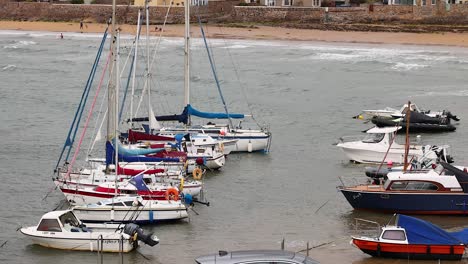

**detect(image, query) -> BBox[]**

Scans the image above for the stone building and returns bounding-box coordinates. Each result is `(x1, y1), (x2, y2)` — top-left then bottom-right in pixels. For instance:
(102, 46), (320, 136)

(248, 0), (321, 7)
(134, 0), (207, 6)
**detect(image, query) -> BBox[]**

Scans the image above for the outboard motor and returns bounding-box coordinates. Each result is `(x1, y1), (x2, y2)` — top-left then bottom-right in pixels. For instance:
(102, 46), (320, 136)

(446, 111), (460, 122)
(123, 223), (159, 247)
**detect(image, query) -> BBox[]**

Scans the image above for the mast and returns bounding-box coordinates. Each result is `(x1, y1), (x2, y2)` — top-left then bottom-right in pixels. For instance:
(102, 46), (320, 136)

(114, 30), (120, 197)
(184, 0), (191, 125)
(106, 0), (117, 172)
(403, 100), (411, 172)
(130, 9), (142, 129)
(145, 1), (152, 130)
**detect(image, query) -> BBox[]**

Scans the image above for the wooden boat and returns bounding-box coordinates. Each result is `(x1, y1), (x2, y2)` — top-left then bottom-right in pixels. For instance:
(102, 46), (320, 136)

(352, 214), (468, 260)
(338, 162), (468, 215)
(20, 210), (158, 252)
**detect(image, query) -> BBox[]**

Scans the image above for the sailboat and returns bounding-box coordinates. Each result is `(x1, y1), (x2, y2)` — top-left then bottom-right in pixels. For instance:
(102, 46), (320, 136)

(129, 1), (272, 153)
(21, 2), (159, 252)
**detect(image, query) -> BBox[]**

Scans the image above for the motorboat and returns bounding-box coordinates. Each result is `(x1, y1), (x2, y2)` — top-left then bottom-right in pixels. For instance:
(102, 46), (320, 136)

(352, 214), (468, 260)
(364, 144), (454, 180)
(358, 103), (459, 121)
(338, 162), (468, 214)
(73, 196), (189, 224)
(336, 126), (448, 164)
(20, 210), (158, 252)
(371, 111), (456, 133)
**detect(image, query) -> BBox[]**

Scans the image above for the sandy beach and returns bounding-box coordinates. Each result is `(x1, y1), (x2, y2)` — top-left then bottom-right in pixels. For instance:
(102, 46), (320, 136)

(1, 20), (468, 47)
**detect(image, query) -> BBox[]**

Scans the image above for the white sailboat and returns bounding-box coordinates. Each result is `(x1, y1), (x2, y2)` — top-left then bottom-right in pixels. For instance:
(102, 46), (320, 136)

(129, 0), (271, 153)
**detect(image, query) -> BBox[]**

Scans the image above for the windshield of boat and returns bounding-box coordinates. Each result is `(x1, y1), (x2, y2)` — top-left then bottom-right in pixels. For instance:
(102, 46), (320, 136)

(362, 133), (385, 143)
(59, 211), (80, 227)
(381, 229), (406, 241)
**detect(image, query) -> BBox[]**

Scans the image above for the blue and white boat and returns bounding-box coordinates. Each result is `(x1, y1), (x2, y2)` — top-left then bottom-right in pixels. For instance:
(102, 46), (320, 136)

(339, 162), (468, 215)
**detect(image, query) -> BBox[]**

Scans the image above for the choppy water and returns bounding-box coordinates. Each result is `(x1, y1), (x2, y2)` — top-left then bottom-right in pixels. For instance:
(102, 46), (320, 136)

(1, 30), (468, 264)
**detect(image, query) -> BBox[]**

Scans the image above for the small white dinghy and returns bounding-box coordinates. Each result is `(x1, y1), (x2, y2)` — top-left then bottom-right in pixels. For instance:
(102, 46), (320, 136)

(73, 196), (189, 224)
(20, 210), (159, 252)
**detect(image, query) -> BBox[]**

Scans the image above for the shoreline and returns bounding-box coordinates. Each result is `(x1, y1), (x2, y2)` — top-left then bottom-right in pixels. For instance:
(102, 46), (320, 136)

(1, 21), (468, 47)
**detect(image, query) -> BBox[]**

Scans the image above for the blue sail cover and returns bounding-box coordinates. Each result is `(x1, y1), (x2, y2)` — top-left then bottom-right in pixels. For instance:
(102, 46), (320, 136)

(115, 140), (164, 156)
(186, 104), (244, 120)
(397, 214), (466, 245)
(105, 141), (180, 165)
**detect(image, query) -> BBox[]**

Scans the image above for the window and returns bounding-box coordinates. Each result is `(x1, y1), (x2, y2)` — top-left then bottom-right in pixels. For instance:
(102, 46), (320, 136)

(197, 149), (205, 154)
(389, 181), (408, 190)
(389, 181), (438, 191)
(362, 133), (385, 143)
(124, 201), (136, 206)
(283, 0), (293, 5)
(109, 202), (125, 206)
(382, 230), (406, 241)
(37, 219), (62, 232)
(431, 0), (435, 4)
(422, 0), (427, 4)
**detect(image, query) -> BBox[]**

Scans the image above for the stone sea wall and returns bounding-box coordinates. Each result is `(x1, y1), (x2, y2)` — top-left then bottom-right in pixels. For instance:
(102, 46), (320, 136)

(0, 1), (467, 25)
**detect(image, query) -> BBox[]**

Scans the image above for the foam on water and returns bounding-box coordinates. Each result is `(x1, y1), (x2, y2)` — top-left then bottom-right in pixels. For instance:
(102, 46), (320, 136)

(1, 64), (16, 71)
(391, 62), (429, 71)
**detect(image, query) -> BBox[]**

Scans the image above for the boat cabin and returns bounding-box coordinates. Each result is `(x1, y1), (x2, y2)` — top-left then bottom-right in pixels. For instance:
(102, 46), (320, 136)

(36, 210), (87, 233)
(379, 226), (408, 244)
(383, 170), (464, 192)
(362, 126), (400, 145)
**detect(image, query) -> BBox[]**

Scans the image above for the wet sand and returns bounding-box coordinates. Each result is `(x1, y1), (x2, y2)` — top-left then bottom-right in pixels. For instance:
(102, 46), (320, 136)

(1, 21), (468, 47)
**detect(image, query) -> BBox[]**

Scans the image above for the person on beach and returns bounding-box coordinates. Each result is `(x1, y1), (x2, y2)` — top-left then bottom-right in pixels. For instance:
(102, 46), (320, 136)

(60, 33), (63, 39)
(80, 21), (83, 30)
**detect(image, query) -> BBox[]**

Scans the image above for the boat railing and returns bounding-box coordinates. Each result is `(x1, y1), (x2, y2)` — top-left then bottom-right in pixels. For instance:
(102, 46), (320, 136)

(338, 176), (373, 188)
(352, 218), (381, 238)
(336, 135), (363, 144)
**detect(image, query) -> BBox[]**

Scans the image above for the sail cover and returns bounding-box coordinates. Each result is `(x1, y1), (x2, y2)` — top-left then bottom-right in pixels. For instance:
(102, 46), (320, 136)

(105, 142), (180, 165)
(186, 104), (244, 120)
(132, 104), (244, 124)
(397, 214), (467, 245)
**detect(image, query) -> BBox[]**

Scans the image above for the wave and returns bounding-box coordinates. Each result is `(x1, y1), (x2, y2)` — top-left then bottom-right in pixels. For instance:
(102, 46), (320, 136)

(391, 62), (428, 71)
(3, 40), (37, 49)
(1, 65), (16, 71)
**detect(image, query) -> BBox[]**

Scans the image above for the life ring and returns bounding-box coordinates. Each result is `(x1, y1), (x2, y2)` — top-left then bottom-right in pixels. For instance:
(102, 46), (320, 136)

(192, 167), (203, 180)
(165, 188), (179, 201)
(218, 142), (225, 153)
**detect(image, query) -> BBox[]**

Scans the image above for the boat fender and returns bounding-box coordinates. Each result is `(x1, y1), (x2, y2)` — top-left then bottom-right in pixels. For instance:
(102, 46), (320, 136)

(426, 245), (431, 255)
(218, 142), (224, 153)
(183, 193), (193, 206)
(376, 244), (381, 257)
(179, 177), (184, 192)
(450, 245), (454, 255)
(133, 233), (138, 242)
(193, 167), (203, 180)
(165, 188), (179, 201)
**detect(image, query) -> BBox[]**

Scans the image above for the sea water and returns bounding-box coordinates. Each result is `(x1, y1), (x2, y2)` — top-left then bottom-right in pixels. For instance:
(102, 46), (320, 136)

(1, 30), (468, 263)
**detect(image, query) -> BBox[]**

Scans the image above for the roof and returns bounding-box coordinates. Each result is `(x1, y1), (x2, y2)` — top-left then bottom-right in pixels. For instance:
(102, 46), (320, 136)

(41, 210), (73, 219)
(195, 250), (319, 264)
(366, 126), (401, 134)
(386, 170), (462, 189)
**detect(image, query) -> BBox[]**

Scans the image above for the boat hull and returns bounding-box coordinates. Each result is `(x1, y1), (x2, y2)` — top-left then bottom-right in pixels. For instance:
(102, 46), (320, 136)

(337, 145), (421, 164)
(20, 227), (135, 252)
(339, 188), (468, 214)
(353, 238), (464, 260)
(73, 207), (188, 224)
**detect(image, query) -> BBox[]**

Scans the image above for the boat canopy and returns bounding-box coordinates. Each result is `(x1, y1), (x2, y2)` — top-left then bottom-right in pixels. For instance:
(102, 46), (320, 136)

(366, 126), (401, 134)
(397, 214), (468, 245)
